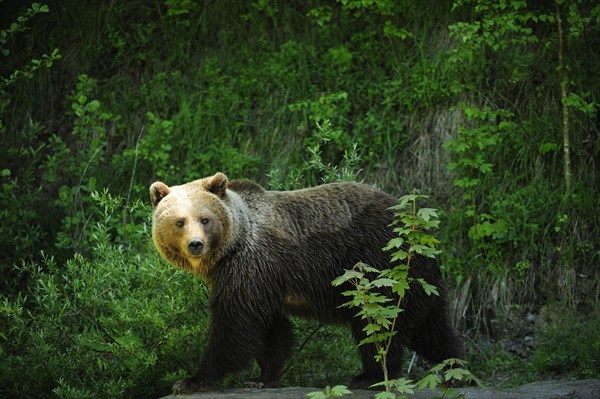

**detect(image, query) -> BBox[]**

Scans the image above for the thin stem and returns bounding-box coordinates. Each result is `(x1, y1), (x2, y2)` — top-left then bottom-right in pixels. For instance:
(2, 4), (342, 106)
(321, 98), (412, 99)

(556, 2), (572, 192)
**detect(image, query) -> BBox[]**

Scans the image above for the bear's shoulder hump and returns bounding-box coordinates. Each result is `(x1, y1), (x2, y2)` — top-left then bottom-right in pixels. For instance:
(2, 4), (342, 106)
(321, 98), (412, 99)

(228, 179), (266, 194)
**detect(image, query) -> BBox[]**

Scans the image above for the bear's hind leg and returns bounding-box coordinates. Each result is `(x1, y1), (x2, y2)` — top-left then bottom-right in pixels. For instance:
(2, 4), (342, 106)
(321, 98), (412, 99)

(410, 306), (465, 364)
(251, 315), (294, 388)
(349, 323), (406, 389)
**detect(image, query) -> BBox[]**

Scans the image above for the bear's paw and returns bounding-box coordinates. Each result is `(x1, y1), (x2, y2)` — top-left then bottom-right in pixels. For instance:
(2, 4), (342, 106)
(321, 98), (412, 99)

(172, 378), (211, 394)
(244, 380), (266, 389)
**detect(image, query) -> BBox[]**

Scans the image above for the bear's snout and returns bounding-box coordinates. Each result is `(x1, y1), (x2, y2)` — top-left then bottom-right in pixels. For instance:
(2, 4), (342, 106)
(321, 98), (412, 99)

(188, 238), (204, 255)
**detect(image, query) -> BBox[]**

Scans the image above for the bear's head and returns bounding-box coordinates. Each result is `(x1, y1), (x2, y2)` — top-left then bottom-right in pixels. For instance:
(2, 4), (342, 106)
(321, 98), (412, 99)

(149, 172), (232, 280)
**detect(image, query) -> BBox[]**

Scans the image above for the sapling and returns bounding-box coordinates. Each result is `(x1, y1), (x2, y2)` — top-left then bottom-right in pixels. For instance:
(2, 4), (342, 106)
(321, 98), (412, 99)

(333, 192), (478, 398)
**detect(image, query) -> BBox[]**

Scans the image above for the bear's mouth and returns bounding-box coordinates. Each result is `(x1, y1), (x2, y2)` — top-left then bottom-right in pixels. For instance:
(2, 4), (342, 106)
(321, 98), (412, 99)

(186, 254), (203, 268)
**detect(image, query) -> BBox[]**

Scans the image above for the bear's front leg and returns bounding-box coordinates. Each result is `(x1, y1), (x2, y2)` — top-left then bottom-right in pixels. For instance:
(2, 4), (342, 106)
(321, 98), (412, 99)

(173, 312), (265, 393)
(251, 315), (294, 388)
(171, 359), (222, 394)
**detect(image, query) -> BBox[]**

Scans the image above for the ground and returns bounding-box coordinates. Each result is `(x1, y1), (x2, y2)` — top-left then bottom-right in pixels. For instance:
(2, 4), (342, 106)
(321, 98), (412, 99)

(159, 379), (600, 399)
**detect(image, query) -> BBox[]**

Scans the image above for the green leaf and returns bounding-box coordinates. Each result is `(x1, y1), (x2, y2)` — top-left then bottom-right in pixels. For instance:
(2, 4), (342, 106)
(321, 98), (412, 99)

(539, 142), (557, 154)
(359, 334), (388, 346)
(330, 385), (352, 396)
(419, 247), (441, 259)
(362, 301), (387, 316)
(387, 269), (408, 283)
(377, 306), (402, 319)
(368, 294), (392, 305)
(442, 358), (466, 368)
(339, 289), (360, 298)
(86, 100), (101, 112)
(392, 280), (410, 297)
(372, 377), (416, 394)
(419, 234), (440, 247)
(382, 237), (404, 251)
(373, 392), (396, 399)
(390, 250), (408, 262)
(417, 207), (438, 222)
(423, 282), (439, 296)
(363, 323), (382, 335)
(392, 379), (416, 394)
(372, 278), (397, 288)
(356, 263), (382, 274)
(332, 270), (362, 286)
(306, 391), (327, 399)
(391, 263), (409, 273)
(416, 373), (442, 389)
(444, 367), (472, 381)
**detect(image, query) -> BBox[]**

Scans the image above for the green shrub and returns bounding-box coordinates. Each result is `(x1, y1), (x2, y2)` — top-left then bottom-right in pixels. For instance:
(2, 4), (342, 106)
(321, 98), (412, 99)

(0, 183), (365, 398)
(268, 120), (362, 190)
(0, 2), (61, 282)
(0, 205), (210, 398)
(533, 313), (600, 379)
(466, 339), (536, 388)
(50, 74), (120, 252)
(281, 320), (361, 388)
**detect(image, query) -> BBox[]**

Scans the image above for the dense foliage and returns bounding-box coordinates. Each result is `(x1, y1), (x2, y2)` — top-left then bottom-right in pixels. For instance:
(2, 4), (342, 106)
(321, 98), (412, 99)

(1, 0), (599, 397)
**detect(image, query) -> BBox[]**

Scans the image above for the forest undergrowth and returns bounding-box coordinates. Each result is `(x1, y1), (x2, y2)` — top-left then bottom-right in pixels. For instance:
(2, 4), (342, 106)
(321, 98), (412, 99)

(1, 1), (599, 397)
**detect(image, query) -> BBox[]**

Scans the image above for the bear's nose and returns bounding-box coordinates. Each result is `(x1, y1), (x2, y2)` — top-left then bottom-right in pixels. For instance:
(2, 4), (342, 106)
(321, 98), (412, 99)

(188, 238), (204, 255)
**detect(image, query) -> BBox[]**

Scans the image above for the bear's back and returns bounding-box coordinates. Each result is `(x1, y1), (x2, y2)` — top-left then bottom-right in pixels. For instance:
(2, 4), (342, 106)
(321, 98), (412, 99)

(230, 181), (396, 240)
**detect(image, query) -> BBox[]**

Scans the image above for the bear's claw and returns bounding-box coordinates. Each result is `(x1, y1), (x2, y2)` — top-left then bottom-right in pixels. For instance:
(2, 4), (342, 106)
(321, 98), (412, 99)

(244, 380), (266, 389)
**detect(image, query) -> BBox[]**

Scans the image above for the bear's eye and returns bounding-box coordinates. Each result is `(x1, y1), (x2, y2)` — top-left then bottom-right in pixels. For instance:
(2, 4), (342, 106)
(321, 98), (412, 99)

(176, 219), (185, 228)
(200, 218), (209, 225)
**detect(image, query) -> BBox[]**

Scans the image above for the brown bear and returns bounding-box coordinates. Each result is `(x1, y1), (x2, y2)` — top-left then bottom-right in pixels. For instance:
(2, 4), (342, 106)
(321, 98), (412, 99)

(149, 172), (464, 394)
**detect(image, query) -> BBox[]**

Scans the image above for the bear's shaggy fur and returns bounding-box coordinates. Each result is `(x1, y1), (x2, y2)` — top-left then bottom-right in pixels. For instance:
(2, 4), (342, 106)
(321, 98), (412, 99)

(150, 172), (464, 394)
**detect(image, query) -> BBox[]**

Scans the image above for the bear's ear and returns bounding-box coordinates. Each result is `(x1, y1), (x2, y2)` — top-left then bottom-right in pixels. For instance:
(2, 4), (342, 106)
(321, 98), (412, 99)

(206, 172), (228, 197)
(149, 182), (170, 208)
